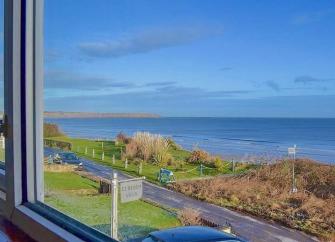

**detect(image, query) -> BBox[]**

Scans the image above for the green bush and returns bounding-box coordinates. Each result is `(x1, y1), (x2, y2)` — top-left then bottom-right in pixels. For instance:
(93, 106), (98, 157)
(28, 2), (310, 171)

(213, 156), (223, 169)
(174, 160), (186, 171)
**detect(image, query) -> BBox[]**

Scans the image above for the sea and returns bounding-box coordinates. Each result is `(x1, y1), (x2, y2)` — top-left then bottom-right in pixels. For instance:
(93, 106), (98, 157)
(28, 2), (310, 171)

(45, 117), (335, 164)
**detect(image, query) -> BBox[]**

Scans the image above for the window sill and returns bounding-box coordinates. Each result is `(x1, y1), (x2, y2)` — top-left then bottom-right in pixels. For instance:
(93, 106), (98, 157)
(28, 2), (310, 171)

(0, 214), (35, 241)
(22, 202), (117, 242)
(10, 205), (84, 242)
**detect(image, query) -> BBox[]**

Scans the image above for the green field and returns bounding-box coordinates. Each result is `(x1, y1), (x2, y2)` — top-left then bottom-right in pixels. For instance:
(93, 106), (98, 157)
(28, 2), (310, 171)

(0, 148), (4, 168)
(45, 171), (180, 241)
(0, 148), (4, 162)
(45, 136), (245, 184)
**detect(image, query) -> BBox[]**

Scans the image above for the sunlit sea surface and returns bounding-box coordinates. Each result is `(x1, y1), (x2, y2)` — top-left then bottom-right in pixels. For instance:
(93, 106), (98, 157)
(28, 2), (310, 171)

(46, 117), (335, 164)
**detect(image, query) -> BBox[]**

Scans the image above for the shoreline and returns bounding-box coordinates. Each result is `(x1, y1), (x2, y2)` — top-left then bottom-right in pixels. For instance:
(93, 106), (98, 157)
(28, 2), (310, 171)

(65, 134), (335, 166)
(44, 118), (335, 164)
(44, 111), (160, 119)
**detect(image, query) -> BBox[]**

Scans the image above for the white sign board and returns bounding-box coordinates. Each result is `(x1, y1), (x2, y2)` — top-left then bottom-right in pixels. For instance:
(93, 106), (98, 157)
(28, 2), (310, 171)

(120, 180), (143, 203)
(288, 147), (296, 155)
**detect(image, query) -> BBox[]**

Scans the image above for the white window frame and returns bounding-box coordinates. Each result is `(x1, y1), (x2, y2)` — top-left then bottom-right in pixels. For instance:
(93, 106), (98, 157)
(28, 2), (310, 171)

(1, 1), (117, 241)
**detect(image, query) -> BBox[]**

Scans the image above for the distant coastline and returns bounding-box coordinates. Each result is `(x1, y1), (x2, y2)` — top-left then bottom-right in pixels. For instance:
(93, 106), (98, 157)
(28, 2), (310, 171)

(44, 111), (160, 119)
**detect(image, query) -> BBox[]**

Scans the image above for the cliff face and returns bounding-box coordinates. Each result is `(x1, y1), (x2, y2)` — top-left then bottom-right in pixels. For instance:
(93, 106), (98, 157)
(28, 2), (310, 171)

(44, 111), (160, 119)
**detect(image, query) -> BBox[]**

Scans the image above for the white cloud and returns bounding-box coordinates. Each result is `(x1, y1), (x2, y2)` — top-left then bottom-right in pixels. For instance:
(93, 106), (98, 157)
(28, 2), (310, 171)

(292, 9), (335, 25)
(294, 75), (334, 85)
(44, 69), (134, 90)
(78, 25), (223, 58)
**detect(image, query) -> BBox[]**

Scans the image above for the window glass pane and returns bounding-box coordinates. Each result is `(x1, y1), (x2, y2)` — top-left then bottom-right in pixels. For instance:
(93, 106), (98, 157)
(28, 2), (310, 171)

(0, 0), (4, 166)
(41, 1), (335, 241)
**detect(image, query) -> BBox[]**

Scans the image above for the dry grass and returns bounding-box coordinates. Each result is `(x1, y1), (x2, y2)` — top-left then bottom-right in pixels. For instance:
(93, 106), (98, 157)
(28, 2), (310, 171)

(187, 149), (229, 170)
(171, 159), (335, 240)
(178, 208), (203, 226)
(44, 123), (64, 137)
(116, 132), (132, 144)
(44, 163), (77, 172)
(187, 149), (211, 164)
(125, 132), (171, 165)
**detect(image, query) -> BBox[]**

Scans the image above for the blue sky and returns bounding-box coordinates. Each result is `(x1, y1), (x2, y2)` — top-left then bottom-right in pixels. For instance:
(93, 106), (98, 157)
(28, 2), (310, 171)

(34, 1), (335, 116)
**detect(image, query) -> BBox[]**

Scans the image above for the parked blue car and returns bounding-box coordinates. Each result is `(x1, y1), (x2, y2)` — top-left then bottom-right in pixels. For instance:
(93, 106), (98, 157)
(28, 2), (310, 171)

(142, 226), (247, 242)
(53, 152), (82, 166)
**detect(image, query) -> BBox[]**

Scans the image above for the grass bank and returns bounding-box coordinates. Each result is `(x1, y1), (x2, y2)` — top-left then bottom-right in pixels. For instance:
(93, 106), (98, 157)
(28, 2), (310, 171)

(45, 171), (180, 241)
(0, 148), (4, 162)
(171, 159), (335, 240)
(46, 136), (253, 184)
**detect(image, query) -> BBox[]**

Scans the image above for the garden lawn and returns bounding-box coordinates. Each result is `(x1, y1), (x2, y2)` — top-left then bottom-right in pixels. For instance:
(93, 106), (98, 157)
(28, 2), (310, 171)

(46, 136), (241, 184)
(44, 171), (180, 241)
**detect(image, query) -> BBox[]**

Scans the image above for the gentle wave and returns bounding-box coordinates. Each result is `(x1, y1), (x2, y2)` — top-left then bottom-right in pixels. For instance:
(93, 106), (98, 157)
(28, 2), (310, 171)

(46, 117), (335, 163)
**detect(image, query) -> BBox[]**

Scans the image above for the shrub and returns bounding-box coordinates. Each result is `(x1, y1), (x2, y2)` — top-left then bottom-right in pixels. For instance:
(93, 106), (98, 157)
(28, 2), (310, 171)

(172, 159), (335, 240)
(43, 123), (64, 138)
(166, 137), (182, 150)
(44, 139), (72, 150)
(213, 156), (224, 169)
(187, 149), (210, 164)
(174, 160), (186, 170)
(132, 158), (143, 166)
(132, 132), (154, 161)
(152, 136), (171, 165)
(230, 195), (240, 205)
(178, 208), (203, 226)
(116, 132), (131, 144)
(155, 152), (174, 167)
(126, 132), (171, 164)
(211, 157), (231, 172)
(125, 141), (138, 159)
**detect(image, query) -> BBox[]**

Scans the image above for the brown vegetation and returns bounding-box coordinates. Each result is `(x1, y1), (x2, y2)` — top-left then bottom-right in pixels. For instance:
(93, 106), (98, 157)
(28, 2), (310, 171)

(44, 123), (64, 137)
(125, 132), (173, 166)
(187, 149), (211, 164)
(122, 133), (245, 172)
(44, 163), (77, 172)
(187, 149), (231, 171)
(166, 138), (182, 150)
(178, 208), (231, 232)
(178, 208), (203, 226)
(116, 132), (132, 144)
(171, 159), (335, 240)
